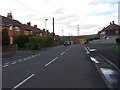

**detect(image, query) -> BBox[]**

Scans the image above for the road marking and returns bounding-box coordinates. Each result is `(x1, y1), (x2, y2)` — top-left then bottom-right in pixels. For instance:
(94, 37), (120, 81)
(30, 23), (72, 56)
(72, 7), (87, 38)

(90, 57), (99, 63)
(23, 58), (27, 61)
(31, 55), (35, 58)
(66, 48), (69, 51)
(87, 47), (96, 52)
(4, 62), (10, 65)
(11, 61), (17, 65)
(2, 64), (9, 67)
(11, 74), (35, 90)
(84, 46), (90, 54)
(60, 52), (65, 56)
(45, 57), (58, 67)
(18, 59), (22, 62)
(27, 56), (31, 59)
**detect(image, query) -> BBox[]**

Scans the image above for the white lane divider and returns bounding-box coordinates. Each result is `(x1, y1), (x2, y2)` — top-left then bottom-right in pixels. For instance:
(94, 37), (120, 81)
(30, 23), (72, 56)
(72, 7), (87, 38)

(2, 64), (9, 67)
(60, 52), (66, 56)
(11, 74), (35, 90)
(18, 59), (23, 62)
(45, 57), (58, 67)
(23, 58), (27, 61)
(11, 61), (17, 65)
(90, 57), (99, 63)
(4, 62), (10, 65)
(84, 46), (90, 54)
(66, 48), (69, 51)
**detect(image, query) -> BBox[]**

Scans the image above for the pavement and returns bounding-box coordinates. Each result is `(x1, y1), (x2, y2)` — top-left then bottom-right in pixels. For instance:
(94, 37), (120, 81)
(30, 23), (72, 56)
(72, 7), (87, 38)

(2, 44), (108, 89)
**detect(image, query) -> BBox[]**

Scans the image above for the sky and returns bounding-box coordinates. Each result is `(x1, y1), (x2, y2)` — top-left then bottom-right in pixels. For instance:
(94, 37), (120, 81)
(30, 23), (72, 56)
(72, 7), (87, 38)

(0, 0), (119, 36)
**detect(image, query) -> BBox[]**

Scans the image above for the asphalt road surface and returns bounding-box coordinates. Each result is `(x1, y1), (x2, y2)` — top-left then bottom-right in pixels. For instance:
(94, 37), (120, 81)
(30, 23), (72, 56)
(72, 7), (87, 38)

(2, 45), (107, 89)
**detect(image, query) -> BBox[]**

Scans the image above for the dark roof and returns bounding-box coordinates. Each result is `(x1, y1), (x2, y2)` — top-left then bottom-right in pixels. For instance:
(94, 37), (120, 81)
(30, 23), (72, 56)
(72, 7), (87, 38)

(23, 24), (43, 33)
(104, 24), (120, 31)
(0, 15), (23, 27)
(0, 15), (43, 34)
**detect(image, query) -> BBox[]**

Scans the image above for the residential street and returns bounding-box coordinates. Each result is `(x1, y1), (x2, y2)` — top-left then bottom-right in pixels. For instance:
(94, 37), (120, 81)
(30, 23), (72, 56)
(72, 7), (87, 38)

(2, 45), (107, 89)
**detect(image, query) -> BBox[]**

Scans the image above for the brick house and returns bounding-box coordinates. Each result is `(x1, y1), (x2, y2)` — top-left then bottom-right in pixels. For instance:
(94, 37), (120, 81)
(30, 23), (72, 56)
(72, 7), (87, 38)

(23, 22), (43, 36)
(1, 12), (24, 44)
(98, 21), (120, 39)
(1, 12), (60, 45)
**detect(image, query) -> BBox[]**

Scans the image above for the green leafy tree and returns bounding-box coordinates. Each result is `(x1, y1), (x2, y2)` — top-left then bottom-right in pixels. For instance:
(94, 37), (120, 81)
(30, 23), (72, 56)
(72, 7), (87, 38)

(2, 29), (10, 45)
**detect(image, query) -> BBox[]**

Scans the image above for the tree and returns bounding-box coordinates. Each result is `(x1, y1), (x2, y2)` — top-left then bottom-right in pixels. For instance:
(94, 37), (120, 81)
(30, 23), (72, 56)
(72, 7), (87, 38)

(2, 29), (10, 45)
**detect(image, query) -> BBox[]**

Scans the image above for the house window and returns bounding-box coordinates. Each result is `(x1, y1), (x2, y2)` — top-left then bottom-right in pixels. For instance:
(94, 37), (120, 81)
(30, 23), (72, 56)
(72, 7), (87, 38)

(9, 26), (13, 30)
(15, 27), (20, 31)
(102, 31), (106, 34)
(30, 31), (33, 34)
(10, 37), (13, 44)
(115, 30), (119, 34)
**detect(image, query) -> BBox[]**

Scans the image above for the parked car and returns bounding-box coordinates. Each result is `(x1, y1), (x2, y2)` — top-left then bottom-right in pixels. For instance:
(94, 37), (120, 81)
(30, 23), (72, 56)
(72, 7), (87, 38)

(64, 41), (70, 46)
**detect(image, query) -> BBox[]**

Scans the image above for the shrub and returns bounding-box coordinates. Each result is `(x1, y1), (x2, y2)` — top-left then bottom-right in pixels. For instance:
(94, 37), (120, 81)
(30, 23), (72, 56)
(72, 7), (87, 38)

(14, 35), (29, 48)
(2, 29), (10, 45)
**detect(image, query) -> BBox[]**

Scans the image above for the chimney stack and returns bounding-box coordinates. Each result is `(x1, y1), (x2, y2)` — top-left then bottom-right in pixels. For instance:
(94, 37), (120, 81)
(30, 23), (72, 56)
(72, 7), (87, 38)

(7, 12), (13, 19)
(27, 22), (31, 26)
(112, 21), (114, 24)
(34, 25), (37, 28)
(110, 22), (112, 25)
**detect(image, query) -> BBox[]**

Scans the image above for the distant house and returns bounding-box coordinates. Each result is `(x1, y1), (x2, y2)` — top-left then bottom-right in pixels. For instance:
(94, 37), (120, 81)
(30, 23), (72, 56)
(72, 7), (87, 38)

(98, 21), (120, 39)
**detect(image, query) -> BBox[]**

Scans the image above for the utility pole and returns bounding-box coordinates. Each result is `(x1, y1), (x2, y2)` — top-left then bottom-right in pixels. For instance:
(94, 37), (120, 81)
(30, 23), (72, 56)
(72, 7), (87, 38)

(62, 30), (63, 36)
(45, 19), (48, 31)
(77, 25), (79, 36)
(53, 18), (54, 40)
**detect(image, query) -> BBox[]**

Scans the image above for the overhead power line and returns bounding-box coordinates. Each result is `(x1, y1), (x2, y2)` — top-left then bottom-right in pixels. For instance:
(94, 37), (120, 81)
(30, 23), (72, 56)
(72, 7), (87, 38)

(14, 0), (52, 18)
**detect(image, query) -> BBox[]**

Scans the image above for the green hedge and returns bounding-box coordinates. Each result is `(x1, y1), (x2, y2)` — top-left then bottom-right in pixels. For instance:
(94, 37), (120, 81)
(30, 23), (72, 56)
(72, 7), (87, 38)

(14, 35), (29, 48)
(29, 36), (54, 50)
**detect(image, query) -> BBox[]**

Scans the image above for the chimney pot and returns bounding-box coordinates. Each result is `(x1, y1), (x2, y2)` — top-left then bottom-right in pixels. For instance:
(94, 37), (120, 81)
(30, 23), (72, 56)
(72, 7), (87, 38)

(112, 21), (114, 24)
(27, 22), (31, 26)
(7, 12), (13, 19)
(34, 25), (37, 28)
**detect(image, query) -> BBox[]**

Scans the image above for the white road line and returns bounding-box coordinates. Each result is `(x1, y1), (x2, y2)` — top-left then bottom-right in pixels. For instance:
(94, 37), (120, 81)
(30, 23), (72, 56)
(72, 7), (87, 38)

(11, 74), (35, 90)
(18, 59), (22, 62)
(27, 57), (31, 59)
(23, 58), (27, 61)
(90, 57), (99, 63)
(60, 52), (65, 56)
(66, 49), (69, 51)
(84, 46), (90, 54)
(31, 55), (35, 58)
(45, 57), (58, 67)
(4, 62), (10, 65)
(11, 62), (17, 65)
(87, 47), (96, 52)
(3, 64), (9, 67)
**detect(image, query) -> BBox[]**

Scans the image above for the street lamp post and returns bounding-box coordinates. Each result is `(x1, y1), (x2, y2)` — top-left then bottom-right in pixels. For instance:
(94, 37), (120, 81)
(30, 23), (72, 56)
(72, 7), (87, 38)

(45, 19), (48, 31)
